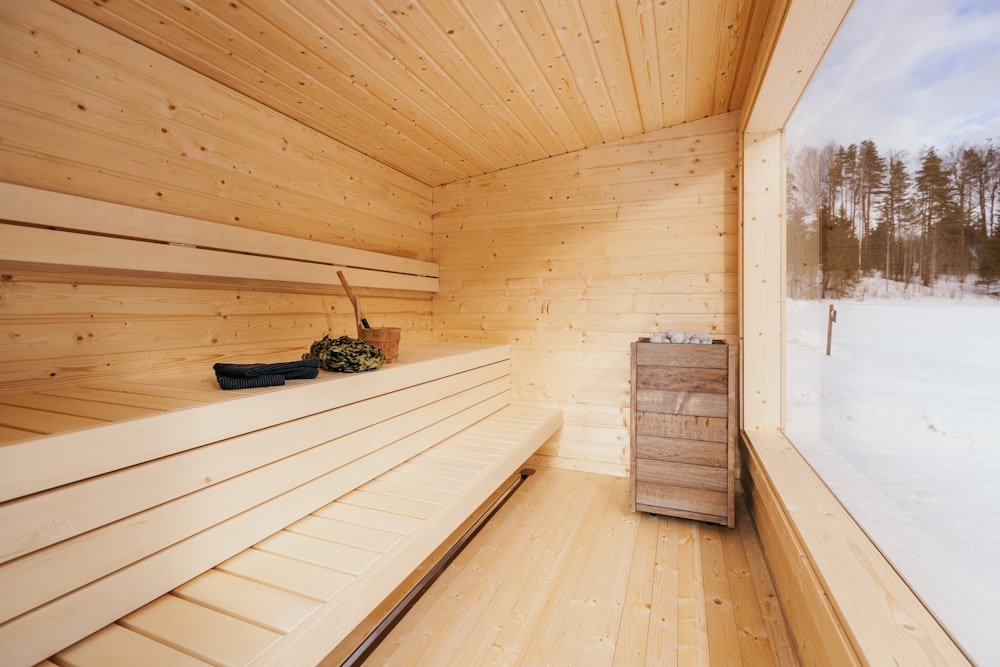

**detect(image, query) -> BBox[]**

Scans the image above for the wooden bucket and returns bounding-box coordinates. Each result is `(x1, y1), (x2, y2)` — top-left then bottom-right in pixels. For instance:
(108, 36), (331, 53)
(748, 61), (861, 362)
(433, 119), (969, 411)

(358, 326), (400, 363)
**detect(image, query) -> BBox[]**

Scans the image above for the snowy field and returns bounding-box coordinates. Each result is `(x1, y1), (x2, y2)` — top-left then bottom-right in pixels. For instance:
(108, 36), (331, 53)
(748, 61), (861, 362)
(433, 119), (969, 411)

(785, 278), (999, 663)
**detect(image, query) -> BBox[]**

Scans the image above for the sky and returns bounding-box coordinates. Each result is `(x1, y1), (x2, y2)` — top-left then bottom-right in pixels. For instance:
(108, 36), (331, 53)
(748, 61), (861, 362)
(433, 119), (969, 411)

(786, 0), (1000, 157)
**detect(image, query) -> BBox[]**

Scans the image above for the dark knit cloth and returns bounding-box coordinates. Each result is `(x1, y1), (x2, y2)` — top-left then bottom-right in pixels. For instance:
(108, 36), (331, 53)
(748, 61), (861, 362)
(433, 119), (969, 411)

(216, 374), (286, 390)
(213, 358), (320, 390)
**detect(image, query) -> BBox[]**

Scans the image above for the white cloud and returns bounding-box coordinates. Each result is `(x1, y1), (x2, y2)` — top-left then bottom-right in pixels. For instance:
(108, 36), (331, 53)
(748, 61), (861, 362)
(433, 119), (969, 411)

(787, 0), (1000, 154)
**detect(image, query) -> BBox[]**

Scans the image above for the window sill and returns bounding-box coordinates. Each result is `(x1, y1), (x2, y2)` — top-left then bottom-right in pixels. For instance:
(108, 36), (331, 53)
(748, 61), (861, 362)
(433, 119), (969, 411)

(740, 428), (970, 666)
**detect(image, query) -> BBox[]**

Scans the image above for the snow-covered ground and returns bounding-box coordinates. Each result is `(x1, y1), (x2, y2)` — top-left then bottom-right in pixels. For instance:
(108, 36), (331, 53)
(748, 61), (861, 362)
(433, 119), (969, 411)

(785, 278), (999, 664)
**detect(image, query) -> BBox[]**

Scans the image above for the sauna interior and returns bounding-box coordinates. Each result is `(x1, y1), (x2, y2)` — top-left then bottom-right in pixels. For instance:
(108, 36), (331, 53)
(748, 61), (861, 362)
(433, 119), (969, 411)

(0, 1), (972, 665)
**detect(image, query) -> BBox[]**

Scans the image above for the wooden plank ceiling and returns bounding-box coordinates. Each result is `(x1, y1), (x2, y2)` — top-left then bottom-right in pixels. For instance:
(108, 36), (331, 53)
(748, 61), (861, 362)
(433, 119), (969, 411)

(53, 0), (775, 187)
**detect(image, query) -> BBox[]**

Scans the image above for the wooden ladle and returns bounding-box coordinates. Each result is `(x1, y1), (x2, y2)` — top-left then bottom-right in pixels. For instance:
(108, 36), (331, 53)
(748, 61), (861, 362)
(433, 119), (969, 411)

(337, 270), (370, 330)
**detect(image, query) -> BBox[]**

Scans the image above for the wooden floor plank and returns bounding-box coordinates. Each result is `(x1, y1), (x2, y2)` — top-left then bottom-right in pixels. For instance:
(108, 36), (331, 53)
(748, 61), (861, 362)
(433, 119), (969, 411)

(719, 515), (781, 666)
(676, 520), (711, 666)
(425, 467), (595, 666)
(647, 515), (681, 666)
(499, 472), (619, 666)
(612, 510), (659, 667)
(360, 466), (798, 666)
(700, 523), (743, 665)
(736, 498), (799, 665)
(566, 476), (641, 666)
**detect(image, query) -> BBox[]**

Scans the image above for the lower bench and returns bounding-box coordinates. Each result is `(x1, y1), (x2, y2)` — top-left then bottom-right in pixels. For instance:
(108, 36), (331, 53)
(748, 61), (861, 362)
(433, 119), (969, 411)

(43, 404), (562, 667)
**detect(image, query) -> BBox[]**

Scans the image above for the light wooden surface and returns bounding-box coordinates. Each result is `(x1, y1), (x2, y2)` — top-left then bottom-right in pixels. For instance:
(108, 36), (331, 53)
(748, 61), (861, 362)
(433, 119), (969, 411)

(47, 0), (775, 187)
(0, 343), (534, 666)
(434, 112), (740, 476)
(361, 465), (798, 666)
(741, 430), (972, 666)
(0, 183), (437, 283)
(0, 1), (434, 256)
(45, 404), (562, 667)
(0, 184), (437, 395)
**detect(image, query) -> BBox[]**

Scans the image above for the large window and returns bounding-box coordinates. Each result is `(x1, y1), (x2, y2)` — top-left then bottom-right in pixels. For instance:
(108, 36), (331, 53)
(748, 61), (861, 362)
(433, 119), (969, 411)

(783, 0), (1000, 662)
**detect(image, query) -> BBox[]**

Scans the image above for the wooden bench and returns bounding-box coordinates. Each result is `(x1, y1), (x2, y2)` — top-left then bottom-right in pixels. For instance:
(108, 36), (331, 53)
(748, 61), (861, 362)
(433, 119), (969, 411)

(0, 344), (562, 666)
(0, 184), (563, 665)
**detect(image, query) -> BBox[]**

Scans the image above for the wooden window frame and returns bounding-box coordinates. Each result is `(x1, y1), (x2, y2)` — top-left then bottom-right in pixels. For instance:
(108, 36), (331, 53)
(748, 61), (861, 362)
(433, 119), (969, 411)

(739, 0), (971, 663)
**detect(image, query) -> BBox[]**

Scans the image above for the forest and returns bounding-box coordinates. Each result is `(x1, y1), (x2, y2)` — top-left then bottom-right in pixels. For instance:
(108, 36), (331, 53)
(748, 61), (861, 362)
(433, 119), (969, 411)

(786, 139), (1000, 299)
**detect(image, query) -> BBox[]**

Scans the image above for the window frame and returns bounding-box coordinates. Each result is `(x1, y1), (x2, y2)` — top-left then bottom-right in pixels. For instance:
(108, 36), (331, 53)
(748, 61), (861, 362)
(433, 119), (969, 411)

(738, 0), (969, 663)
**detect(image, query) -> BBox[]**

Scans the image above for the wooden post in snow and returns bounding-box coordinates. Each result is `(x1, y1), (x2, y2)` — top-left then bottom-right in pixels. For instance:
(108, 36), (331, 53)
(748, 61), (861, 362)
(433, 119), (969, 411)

(826, 304), (837, 356)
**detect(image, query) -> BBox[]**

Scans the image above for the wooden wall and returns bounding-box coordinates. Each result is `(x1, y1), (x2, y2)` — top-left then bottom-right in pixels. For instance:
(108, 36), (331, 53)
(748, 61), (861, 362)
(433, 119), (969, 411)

(432, 112), (740, 475)
(0, 2), (433, 392)
(0, 2), (740, 476)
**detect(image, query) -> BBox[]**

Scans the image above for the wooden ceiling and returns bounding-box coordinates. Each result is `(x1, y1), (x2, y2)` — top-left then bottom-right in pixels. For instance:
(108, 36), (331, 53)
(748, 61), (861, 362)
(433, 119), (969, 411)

(54, 0), (778, 187)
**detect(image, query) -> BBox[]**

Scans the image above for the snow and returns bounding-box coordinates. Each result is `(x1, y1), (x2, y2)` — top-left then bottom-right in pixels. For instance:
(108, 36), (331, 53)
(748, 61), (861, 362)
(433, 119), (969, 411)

(784, 277), (1000, 664)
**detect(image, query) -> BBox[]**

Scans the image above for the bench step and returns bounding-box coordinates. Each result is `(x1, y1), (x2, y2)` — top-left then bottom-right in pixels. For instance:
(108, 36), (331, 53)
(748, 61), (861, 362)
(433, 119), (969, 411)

(50, 404), (562, 667)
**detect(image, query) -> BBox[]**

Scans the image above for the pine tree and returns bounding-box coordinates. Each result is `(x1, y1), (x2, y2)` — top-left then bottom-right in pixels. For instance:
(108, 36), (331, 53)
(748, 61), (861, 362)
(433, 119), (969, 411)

(856, 140), (886, 272)
(878, 153), (911, 284)
(915, 148), (954, 285)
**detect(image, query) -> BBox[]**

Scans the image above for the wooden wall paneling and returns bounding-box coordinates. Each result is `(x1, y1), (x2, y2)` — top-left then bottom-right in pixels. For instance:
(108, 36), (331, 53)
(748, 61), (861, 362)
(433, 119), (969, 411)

(58, 0), (472, 187)
(0, 271), (435, 393)
(433, 112), (740, 474)
(0, 1), (433, 259)
(49, 1), (774, 186)
(0, 4), (437, 394)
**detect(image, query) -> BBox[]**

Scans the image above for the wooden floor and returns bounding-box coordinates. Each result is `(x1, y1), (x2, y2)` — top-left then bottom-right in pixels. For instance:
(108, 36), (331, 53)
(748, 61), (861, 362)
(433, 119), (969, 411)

(360, 465), (799, 666)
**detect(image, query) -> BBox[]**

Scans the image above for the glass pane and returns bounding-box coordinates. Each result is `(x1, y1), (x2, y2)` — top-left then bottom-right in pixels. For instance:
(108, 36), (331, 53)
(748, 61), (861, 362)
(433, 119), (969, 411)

(783, 1), (1000, 663)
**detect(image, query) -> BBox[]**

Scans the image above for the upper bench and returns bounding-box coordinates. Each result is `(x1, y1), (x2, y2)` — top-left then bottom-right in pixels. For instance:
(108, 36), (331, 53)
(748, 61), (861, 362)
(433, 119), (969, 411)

(0, 182), (439, 294)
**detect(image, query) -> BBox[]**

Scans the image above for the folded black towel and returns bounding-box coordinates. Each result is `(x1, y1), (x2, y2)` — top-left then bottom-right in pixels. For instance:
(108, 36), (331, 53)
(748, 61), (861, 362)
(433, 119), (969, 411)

(217, 374), (286, 390)
(213, 359), (320, 381)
